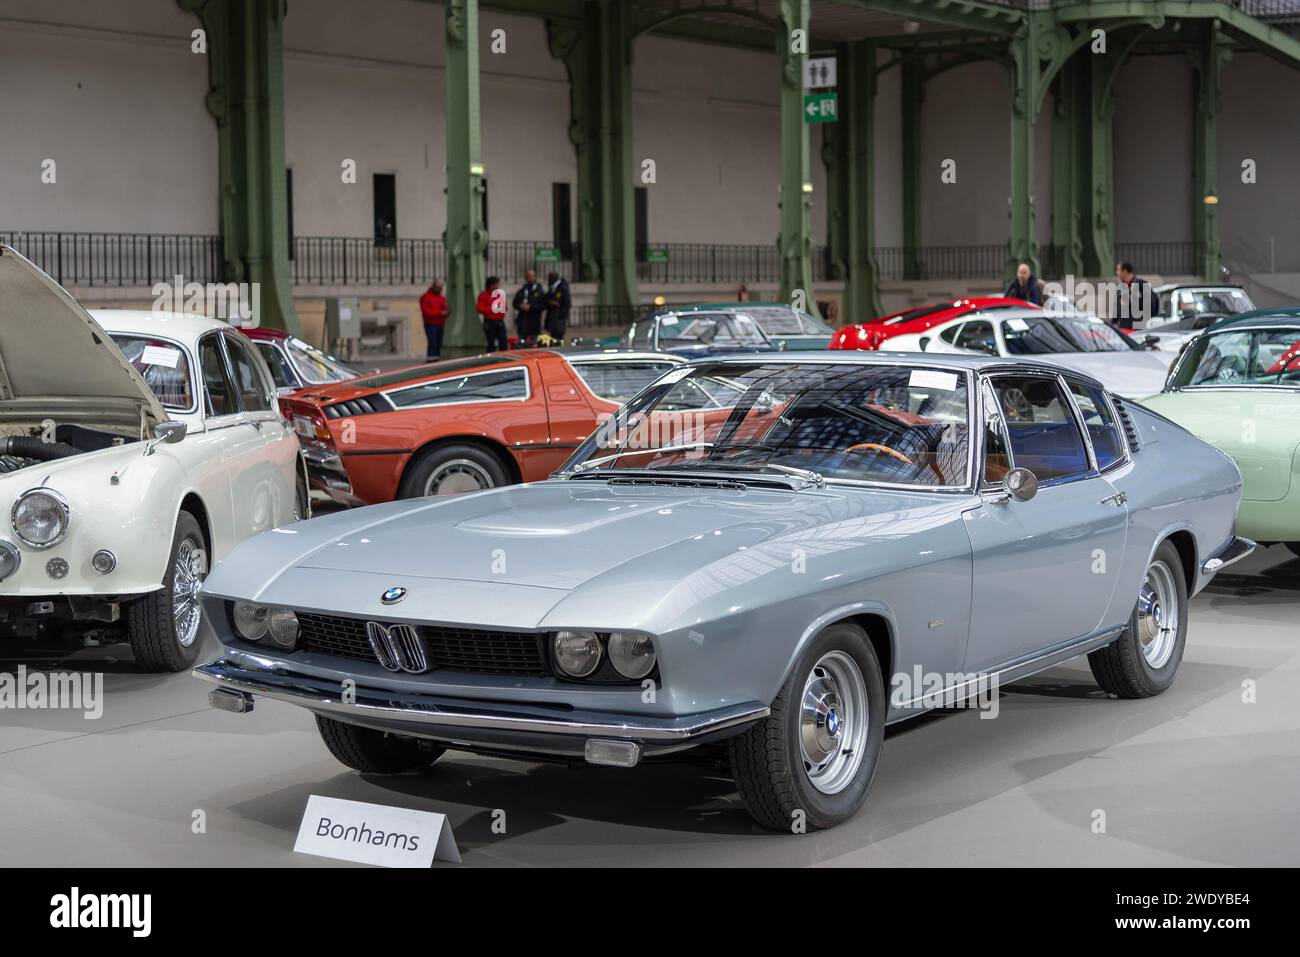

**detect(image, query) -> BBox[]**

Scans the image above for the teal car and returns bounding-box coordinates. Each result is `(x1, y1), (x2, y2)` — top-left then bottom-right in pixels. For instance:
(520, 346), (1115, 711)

(609, 302), (835, 353)
(1141, 309), (1300, 555)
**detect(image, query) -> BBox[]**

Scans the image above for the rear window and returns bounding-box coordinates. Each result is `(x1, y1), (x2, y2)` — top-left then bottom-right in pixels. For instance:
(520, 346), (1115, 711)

(386, 367), (528, 408)
(110, 335), (195, 410)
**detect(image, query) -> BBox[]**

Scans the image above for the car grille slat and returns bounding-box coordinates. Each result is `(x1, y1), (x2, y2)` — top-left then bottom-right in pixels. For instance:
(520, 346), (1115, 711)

(297, 612), (549, 676)
(1112, 397), (1141, 451)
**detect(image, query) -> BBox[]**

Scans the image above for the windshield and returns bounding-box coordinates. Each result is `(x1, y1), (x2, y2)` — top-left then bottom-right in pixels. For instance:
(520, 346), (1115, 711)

(658, 313), (769, 347)
(1002, 315), (1134, 355)
(563, 362), (971, 488)
(285, 337), (360, 384)
(110, 335), (194, 410)
(1170, 328), (1300, 388)
(1167, 288), (1254, 322)
(745, 306), (834, 336)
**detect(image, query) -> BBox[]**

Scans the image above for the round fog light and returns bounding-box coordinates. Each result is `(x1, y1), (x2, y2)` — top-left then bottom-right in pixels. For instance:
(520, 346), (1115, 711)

(267, 608), (299, 647)
(0, 541), (20, 580)
(232, 602), (270, 641)
(91, 549), (116, 574)
(553, 630), (602, 678)
(608, 632), (656, 679)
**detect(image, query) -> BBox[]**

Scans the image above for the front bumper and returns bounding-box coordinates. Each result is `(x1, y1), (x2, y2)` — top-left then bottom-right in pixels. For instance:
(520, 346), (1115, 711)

(193, 652), (768, 764)
(301, 446), (365, 507)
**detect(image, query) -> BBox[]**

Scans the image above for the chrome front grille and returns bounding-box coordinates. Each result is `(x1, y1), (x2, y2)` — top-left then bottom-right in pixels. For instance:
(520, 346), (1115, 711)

(297, 612), (549, 676)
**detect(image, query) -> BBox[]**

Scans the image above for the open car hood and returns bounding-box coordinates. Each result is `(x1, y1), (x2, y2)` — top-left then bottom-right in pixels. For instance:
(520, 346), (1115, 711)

(0, 245), (167, 434)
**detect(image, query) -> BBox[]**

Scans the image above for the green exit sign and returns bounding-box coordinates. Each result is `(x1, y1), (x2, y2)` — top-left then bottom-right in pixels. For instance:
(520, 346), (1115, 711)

(644, 249), (671, 264)
(803, 91), (838, 124)
(534, 247), (562, 262)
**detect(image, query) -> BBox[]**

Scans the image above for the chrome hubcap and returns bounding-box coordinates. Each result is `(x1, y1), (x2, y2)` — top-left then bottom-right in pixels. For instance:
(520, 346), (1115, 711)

(799, 650), (868, 795)
(424, 459), (493, 496)
(172, 538), (204, 648)
(1137, 559), (1179, 669)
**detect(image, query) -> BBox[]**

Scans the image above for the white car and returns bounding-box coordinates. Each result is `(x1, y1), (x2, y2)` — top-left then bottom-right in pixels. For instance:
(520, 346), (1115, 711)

(888, 307), (1170, 398)
(0, 246), (304, 672)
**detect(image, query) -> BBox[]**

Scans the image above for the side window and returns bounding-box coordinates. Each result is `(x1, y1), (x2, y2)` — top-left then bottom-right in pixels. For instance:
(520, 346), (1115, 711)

(981, 379), (1010, 485)
(388, 368), (527, 409)
(225, 335), (274, 412)
(255, 341), (293, 390)
(571, 361), (675, 404)
(955, 320), (996, 355)
(199, 334), (237, 417)
(629, 321), (654, 349)
(939, 323), (961, 345)
(989, 374), (1090, 482)
(1067, 381), (1124, 470)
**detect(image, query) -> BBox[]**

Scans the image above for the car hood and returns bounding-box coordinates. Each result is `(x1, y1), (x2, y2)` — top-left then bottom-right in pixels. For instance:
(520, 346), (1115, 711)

(1036, 350), (1169, 399)
(0, 245), (166, 432)
(1140, 389), (1300, 501)
(205, 479), (971, 628)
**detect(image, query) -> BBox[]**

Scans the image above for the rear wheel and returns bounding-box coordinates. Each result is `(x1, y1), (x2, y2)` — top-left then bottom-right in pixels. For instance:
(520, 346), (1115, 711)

(316, 716), (445, 773)
(398, 443), (509, 499)
(293, 461), (311, 520)
(1088, 540), (1188, 698)
(728, 623), (885, 831)
(126, 511), (206, 673)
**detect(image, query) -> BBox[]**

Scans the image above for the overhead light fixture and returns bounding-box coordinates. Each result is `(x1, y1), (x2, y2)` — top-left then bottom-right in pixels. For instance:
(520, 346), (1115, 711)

(1204, 194), (1219, 205)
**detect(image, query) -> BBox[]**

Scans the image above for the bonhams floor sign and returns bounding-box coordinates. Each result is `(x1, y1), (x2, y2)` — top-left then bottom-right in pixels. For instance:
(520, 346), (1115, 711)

(294, 794), (461, 867)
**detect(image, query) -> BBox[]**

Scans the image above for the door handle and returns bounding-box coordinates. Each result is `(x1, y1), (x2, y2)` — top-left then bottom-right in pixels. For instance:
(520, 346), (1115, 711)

(1099, 491), (1127, 507)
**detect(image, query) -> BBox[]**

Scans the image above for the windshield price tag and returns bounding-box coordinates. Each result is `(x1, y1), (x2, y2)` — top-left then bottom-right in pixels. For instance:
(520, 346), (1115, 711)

(909, 369), (959, 391)
(140, 345), (182, 368)
(1006, 318), (1030, 332)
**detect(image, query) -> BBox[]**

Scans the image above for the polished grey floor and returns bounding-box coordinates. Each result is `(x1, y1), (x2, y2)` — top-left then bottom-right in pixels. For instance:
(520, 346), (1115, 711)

(2, 545), (1297, 867)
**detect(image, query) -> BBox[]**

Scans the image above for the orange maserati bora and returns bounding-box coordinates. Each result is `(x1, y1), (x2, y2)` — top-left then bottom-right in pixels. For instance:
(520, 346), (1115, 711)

(280, 349), (685, 505)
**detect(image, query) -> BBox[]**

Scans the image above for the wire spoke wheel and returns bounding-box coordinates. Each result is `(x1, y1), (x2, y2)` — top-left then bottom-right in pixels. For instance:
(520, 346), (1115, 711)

(171, 538), (204, 648)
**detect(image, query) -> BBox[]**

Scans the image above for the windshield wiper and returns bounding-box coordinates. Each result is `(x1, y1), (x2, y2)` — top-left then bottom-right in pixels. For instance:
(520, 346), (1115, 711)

(571, 441), (716, 473)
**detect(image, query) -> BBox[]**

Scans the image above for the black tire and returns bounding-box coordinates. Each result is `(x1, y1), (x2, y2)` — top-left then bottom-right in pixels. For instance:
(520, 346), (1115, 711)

(1088, 540), (1188, 699)
(125, 511), (207, 673)
(1285, 543), (1300, 559)
(315, 715), (444, 774)
(397, 442), (510, 500)
(293, 462), (311, 521)
(728, 623), (885, 831)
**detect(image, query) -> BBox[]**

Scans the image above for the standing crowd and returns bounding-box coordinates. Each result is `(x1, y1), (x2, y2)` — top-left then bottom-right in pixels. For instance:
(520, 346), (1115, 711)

(419, 270), (572, 361)
(1004, 260), (1160, 329)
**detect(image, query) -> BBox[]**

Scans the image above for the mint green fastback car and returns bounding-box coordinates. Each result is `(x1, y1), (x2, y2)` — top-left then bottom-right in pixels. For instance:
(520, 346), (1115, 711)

(1142, 309), (1300, 556)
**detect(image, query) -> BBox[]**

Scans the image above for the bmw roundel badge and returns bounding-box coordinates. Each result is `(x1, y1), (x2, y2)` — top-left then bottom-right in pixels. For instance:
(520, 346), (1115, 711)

(380, 586), (407, 605)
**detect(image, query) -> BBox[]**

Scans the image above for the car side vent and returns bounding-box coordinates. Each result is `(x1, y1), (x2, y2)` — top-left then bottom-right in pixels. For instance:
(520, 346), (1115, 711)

(323, 395), (389, 419)
(1112, 398), (1141, 451)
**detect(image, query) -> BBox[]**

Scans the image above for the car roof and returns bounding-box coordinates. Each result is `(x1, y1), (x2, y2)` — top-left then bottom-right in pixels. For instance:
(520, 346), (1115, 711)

(240, 326), (291, 341)
(1208, 308), (1300, 332)
(690, 349), (1087, 376)
(88, 309), (235, 343)
(1153, 282), (1246, 293)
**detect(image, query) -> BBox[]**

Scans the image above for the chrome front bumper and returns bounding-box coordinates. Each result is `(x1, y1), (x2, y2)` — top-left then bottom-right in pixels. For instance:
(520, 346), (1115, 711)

(1201, 535), (1256, 574)
(193, 654), (768, 764)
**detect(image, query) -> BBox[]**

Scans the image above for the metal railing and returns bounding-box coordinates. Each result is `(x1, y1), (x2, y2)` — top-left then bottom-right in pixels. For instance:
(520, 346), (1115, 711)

(874, 244), (1009, 281)
(0, 231), (222, 287)
(1115, 242), (1205, 277)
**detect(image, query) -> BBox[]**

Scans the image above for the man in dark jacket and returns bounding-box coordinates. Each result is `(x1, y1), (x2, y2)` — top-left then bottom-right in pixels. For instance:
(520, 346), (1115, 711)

(1004, 263), (1043, 305)
(513, 270), (546, 344)
(1109, 262), (1158, 330)
(543, 272), (571, 342)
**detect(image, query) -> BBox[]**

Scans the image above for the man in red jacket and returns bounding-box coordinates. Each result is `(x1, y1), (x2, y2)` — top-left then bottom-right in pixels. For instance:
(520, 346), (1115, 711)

(418, 280), (449, 360)
(476, 275), (509, 352)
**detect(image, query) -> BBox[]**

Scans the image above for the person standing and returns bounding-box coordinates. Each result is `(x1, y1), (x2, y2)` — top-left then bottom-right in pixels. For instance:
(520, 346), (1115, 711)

(476, 276), (509, 352)
(1109, 262), (1158, 330)
(543, 271), (571, 342)
(1004, 262), (1043, 305)
(418, 280), (449, 361)
(513, 269), (546, 344)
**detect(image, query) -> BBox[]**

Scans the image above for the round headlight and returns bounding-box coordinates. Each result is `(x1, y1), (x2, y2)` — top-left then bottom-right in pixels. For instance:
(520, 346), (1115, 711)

(552, 630), (602, 678)
(11, 489), (70, 549)
(608, 632), (657, 679)
(0, 541), (20, 580)
(232, 602), (270, 641)
(267, 608), (299, 647)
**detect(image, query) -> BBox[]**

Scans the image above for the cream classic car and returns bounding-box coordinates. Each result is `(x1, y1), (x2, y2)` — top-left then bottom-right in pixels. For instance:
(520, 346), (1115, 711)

(0, 245), (305, 671)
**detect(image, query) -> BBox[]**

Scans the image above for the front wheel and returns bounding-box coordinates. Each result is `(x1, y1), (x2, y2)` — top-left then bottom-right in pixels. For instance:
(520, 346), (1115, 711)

(125, 511), (207, 673)
(728, 623), (885, 831)
(1088, 540), (1188, 698)
(316, 716), (445, 773)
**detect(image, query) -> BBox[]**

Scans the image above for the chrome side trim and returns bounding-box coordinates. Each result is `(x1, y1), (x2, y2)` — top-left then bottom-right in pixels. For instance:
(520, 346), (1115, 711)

(1201, 536), (1256, 574)
(193, 657), (768, 742)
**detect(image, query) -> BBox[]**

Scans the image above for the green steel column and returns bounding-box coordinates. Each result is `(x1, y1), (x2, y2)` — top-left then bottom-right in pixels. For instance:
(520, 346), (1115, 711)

(442, 0), (487, 355)
(778, 0), (818, 317)
(180, 0), (298, 333)
(1051, 59), (1085, 277)
(548, 2), (637, 309)
(1088, 49), (1117, 276)
(824, 41), (881, 322)
(900, 58), (922, 281)
(1007, 23), (1039, 279)
(1193, 21), (1230, 281)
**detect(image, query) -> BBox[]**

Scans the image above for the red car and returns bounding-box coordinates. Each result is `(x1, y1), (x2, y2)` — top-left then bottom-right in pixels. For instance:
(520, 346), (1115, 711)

(831, 297), (1039, 351)
(279, 350), (684, 506)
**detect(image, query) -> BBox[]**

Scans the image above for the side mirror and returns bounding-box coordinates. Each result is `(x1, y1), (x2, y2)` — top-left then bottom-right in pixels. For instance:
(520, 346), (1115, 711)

(1004, 466), (1038, 502)
(144, 420), (187, 456)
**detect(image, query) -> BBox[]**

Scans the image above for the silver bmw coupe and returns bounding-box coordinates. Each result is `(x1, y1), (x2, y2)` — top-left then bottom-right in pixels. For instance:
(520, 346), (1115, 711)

(194, 354), (1251, 830)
